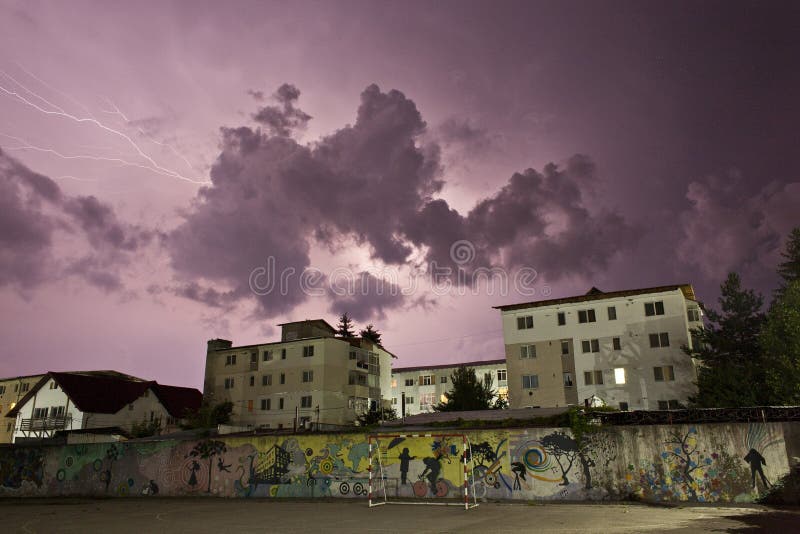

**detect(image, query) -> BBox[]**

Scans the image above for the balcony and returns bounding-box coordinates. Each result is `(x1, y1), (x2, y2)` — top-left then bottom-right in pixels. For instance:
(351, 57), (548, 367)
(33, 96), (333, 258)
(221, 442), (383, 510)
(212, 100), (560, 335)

(19, 415), (72, 432)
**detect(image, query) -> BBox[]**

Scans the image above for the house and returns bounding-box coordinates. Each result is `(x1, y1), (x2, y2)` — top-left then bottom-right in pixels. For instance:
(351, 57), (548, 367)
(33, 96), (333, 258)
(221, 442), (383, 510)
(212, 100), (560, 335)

(5, 371), (202, 443)
(494, 284), (702, 411)
(0, 374), (45, 443)
(389, 359), (508, 416)
(203, 319), (395, 430)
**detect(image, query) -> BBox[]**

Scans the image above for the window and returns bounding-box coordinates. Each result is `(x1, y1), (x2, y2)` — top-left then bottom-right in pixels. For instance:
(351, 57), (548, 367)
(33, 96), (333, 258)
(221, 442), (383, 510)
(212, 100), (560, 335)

(522, 375), (539, 389)
(649, 332), (670, 348)
(21, 383), (29, 392)
(392, 397), (397, 405)
(280, 373), (286, 385)
(405, 397), (414, 405)
(687, 307), (701, 322)
(619, 402), (629, 411)
(419, 392), (436, 409)
(281, 349), (287, 360)
(33, 407), (49, 419)
(583, 370), (604, 385)
(581, 339), (599, 353)
(440, 376), (447, 384)
(301, 395), (312, 408)
(563, 372), (574, 387)
(421, 375), (433, 386)
(645, 301), (665, 316)
(0, 385), (5, 394)
(612, 337), (621, 351)
(49, 382), (58, 390)
(578, 309), (596, 323)
(224, 377), (235, 389)
(250, 353), (258, 364)
(248, 375), (254, 387)
(653, 365), (675, 382)
(263, 350), (273, 362)
(247, 400), (253, 412)
(657, 400), (681, 410)
(225, 354), (237, 366)
(349, 350), (357, 360)
(607, 306), (617, 320)
(497, 369), (507, 381)
(557, 312), (566, 326)
(52, 406), (66, 417)
(262, 374), (272, 386)
(614, 368), (626, 384)
(279, 398), (284, 410)
(302, 370), (314, 383)
(261, 399), (270, 410)
(516, 315), (534, 330)
(561, 340), (570, 355)
(484, 372), (492, 384)
(303, 345), (315, 357)
(520, 344), (536, 358)
(404, 378), (414, 387)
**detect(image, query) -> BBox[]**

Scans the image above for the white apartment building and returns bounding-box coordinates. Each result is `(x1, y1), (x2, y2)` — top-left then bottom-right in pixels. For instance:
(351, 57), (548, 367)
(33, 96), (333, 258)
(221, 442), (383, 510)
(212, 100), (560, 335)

(204, 319), (394, 430)
(390, 359), (508, 416)
(6, 371), (201, 443)
(495, 285), (702, 411)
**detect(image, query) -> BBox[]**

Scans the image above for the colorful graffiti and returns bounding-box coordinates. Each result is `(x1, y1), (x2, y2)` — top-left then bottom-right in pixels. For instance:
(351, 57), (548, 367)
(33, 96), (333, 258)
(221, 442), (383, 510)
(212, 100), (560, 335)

(0, 422), (792, 504)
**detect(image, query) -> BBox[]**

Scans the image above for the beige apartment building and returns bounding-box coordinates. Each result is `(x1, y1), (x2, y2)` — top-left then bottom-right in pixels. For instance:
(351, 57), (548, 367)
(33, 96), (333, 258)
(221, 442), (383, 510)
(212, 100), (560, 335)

(0, 374), (46, 443)
(204, 319), (394, 430)
(495, 284), (702, 411)
(390, 359), (508, 416)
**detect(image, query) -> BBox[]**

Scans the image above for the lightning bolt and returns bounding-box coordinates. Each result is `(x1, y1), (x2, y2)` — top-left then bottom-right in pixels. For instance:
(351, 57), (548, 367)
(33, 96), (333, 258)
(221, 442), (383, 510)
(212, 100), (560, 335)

(0, 69), (209, 185)
(0, 132), (191, 180)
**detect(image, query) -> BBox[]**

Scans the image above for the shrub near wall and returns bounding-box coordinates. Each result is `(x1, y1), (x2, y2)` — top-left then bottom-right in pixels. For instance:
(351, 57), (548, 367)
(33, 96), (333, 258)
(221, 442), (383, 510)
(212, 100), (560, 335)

(0, 421), (793, 503)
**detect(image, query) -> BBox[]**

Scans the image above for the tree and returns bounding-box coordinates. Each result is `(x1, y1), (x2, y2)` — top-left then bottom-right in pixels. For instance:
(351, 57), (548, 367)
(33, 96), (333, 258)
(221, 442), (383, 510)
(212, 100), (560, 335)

(760, 280), (800, 405)
(336, 312), (355, 337)
(435, 367), (495, 412)
(777, 227), (800, 294)
(359, 324), (382, 345)
(131, 418), (162, 438)
(356, 406), (397, 426)
(686, 272), (768, 407)
(181, 400), (233, 430)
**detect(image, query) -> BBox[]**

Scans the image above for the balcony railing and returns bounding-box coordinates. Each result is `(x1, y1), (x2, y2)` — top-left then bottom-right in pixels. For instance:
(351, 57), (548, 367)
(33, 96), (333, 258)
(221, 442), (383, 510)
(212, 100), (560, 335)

(19, 415), (72, 432)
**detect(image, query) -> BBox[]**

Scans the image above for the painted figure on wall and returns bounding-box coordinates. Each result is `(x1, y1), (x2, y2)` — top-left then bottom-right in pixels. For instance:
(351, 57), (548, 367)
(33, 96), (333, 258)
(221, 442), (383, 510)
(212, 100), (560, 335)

(398, 448), (414, 484)
(188, 459), (201, 488)
(217, 457), (232, 473)
(510, 461), (526, 490)
(420, 457), (441, 494)
(744, 449), (771, 490)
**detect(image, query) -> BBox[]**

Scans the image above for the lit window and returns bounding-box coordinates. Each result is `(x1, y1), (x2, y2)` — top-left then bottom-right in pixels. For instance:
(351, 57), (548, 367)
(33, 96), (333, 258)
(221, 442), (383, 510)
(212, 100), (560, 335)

(391, 379), (397, 388)
(614, 368), (626, 384)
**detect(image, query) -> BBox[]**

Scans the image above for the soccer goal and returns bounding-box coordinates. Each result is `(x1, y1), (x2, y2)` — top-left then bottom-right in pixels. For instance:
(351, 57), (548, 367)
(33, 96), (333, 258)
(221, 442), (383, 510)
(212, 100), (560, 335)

(368, 433), (479, 510)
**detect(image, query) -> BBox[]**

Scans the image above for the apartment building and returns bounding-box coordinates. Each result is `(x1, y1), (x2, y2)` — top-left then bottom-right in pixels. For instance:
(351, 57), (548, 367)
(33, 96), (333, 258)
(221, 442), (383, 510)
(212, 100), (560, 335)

(204, 319), (394, 430)
(390, 359), (508, 416)
(495, 284), (702, 411)
(5, 371), (202, 443)
(0, 374), (45, 443)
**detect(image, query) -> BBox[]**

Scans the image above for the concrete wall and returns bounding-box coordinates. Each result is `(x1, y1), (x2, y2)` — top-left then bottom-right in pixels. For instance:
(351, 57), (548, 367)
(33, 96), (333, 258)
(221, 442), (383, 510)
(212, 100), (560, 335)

(0, 421), (795, 503)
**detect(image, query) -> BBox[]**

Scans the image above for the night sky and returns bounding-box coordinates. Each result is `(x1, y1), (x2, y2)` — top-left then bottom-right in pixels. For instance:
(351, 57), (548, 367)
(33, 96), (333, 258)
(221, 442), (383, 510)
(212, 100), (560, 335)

(1, 1), (798, 388)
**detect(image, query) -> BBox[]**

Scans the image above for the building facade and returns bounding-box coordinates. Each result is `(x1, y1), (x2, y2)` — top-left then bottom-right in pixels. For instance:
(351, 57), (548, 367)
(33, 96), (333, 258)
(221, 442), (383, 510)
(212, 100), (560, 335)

(389, 359), (508, 416)
(204, 319), (394, 430)
(495, 285), (702, 411)
(5, 371), (201, 443)
(0, 374), (45, 443)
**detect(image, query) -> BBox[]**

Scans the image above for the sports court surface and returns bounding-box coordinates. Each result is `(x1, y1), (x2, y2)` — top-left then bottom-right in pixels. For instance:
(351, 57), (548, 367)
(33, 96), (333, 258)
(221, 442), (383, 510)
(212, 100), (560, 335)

(1, 498), (798, 533)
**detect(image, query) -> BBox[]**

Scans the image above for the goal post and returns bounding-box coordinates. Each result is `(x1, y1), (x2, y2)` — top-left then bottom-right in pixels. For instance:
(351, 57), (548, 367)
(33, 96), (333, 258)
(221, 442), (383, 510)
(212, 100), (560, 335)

(368, 433), (479, 510)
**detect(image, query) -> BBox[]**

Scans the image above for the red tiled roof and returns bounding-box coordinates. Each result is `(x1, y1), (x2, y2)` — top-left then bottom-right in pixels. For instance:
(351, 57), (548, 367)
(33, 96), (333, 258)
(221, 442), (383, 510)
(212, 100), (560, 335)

(151, 384), (202, 418)
(6, 371), (201, 418)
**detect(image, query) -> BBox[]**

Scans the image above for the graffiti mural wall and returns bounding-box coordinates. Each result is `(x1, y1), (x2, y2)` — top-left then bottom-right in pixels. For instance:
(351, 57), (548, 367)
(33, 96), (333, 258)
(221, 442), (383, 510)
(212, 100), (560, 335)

(0, 421), (794, 504)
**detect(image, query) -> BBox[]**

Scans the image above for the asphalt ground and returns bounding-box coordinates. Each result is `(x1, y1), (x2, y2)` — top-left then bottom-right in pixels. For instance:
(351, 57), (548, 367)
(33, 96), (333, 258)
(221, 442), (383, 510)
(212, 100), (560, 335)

(2, 498), (799, 533)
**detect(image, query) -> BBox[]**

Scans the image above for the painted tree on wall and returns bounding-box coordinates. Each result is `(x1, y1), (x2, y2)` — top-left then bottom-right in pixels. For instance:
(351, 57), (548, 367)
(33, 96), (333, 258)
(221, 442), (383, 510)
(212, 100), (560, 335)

(539, 432), (579, 486)
(189, 440), (227, 493)
(663, 428), (705, 500)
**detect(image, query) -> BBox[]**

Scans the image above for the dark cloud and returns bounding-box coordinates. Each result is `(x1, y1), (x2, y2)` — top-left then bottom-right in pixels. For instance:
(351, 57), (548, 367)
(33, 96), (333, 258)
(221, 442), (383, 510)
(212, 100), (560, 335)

(252, 83), (311, 137)
(168, 84), (640, 320)
(328, 272), (405, 322)
(0, 147), (152, 293)
(437, 117), (494, 154)
(246, 89), (265, 101)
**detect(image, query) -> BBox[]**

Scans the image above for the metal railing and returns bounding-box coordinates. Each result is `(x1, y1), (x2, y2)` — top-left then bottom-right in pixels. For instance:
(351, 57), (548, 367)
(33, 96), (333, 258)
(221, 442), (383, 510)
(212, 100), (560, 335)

(19, 415), (72, 431)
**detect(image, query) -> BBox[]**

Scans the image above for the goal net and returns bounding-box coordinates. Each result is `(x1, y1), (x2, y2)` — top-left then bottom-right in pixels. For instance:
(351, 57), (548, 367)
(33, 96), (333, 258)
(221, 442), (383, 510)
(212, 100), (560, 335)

(368, 433), (479, 510)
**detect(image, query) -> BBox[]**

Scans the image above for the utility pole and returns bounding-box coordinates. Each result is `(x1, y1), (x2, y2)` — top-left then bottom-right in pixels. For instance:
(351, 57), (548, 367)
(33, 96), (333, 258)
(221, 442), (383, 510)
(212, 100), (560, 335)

(401, 392), (406, 423)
